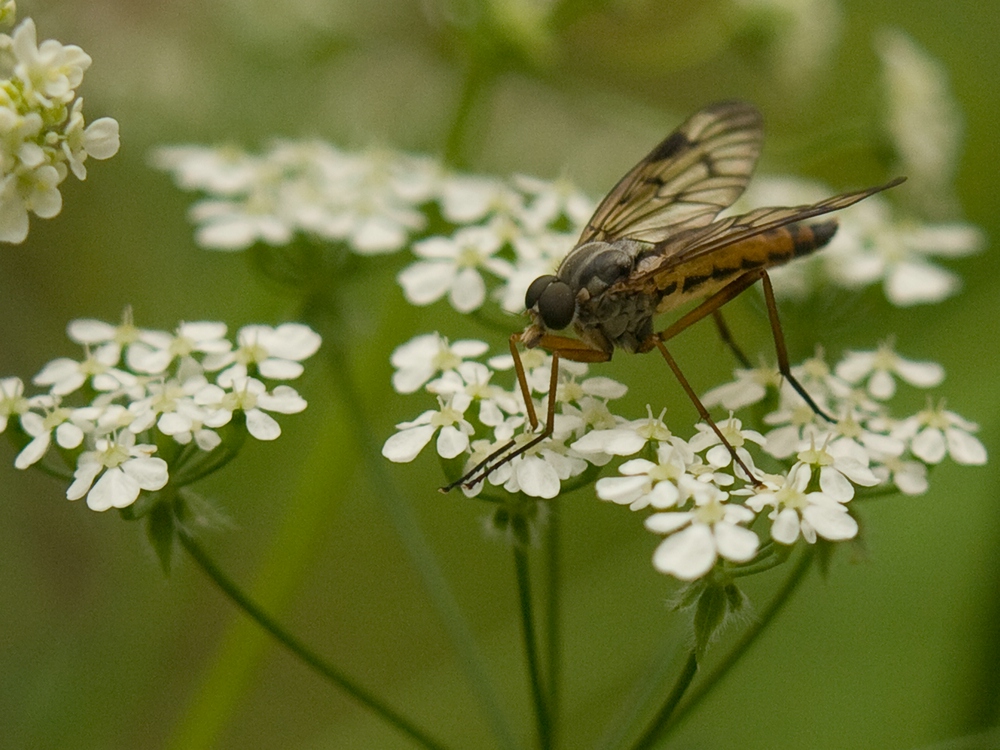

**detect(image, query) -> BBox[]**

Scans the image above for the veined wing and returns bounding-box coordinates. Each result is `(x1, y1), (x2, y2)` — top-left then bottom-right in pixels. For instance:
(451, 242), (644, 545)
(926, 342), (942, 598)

(624, 177), (906, 289)
(577, 101), (764, 245)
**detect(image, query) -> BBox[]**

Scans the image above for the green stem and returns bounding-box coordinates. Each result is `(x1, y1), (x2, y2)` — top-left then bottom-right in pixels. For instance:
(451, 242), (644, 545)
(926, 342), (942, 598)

(176, 525), (450, 750)
(545, 503), (561, 748)
(658, 547), (816, 742)
(304, 296), (519, 750)
(514, 543), (552, 750)
(444, 58), (488, 169)
(629, 650), (698, 750)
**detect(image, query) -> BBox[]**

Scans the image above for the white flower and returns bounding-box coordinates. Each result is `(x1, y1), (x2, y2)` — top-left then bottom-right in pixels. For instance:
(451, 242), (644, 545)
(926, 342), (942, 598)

(194, 376), (307, 441)
(796, 437), (880, 502)
(512, 174), (594, 233)
(0, 376), (29, 432)
(126, 321), (231, 375)
(390, 333), (488, 394)
(877, 28), (962, 216)
(572, 406), (680, 457)
(821, 197), (983, 307)
(835, 341), (944, 399)
(744, 463), (858, 544)
(688, 415), (766, 472)
(645, 487), (759, 581)
(206, 323), (321, 382)
(596, 442), (695, 511)
(66, 431), (168, 511)
(127, 375), (210, 439)
(398, 226), (512, 313)
(702, 363), (782, 411)
(150, 145), (261, 194)
(10, 19), (92, 106)
(32, 343), (136, 396)
(893, 401), (987, 466)
(189, 197), (294, 251)
(870, 453), (929, 495)
(62, 100), (120, 179)
(14, 398), (87, 469)
(382, 393), (475, 463)
(438, 174), (523, 225)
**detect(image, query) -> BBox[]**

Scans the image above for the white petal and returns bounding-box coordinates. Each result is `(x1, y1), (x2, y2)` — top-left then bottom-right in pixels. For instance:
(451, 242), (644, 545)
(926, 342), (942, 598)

(86, 468), (141, 511)
(435, 425), (469, 459)
(651, 524), (716, 581)
(382, 424), (436, 462)
(15, 432), (50, 469)
(886, 262), (958, 306)
(868, 370), (897, 400)
(398, 261), (455, 306)
(123, 456), (169, 491)
(911, 427), (946, 463)
(516, 456), (561, 499)
(245, 408), (281, 440)
(771, 508), (802, 545)
(449, 267), (486, 313)
(393, 364), (435, 394)
(895, 359), (944, 388)
(945, 428), (987, 465)
(258, 359), (305, 380)
(803, 502), (858, 541)
(714, 522), (759, 563)
(67, 318), (117, 344)
(644, 511), (693, 534)
(265, 324), (322, 361)
(595, 474), (648, 505)
(818, 467), (856, 502)
(648, 480), (680, 509)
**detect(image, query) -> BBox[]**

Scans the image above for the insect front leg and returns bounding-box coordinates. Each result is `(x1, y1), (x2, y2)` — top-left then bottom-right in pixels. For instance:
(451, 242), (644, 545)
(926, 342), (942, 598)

(440, 333), (609, 492)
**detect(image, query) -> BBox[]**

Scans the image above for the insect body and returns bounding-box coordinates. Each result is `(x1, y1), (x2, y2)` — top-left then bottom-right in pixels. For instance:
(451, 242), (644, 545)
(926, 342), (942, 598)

(444, 100), (903, 492)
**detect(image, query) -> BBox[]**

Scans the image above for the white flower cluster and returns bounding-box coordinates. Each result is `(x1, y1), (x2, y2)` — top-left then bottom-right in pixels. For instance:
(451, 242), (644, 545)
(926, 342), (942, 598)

(383, 333), (985, 580)
(0, 312), (319, 512)
(0, 16), (120, 243)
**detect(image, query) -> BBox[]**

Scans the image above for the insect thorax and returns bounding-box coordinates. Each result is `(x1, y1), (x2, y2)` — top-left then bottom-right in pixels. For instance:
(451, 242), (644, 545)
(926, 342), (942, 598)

(557, 238), (660, 355)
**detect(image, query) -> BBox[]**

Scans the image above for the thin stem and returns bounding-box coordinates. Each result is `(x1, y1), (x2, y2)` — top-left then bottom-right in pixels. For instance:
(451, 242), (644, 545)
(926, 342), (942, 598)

(545, 502), (561, 747)
(659, 547), (817, 741)
(514, 543), (552, 750)
(629, 650), (698, 750)
(176, 524), (449, 750)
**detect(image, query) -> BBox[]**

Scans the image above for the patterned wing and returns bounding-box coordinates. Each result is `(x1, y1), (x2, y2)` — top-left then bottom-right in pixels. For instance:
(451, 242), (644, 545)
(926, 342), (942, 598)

(625, 177), (906, 286)
(577, 101), (764, 245)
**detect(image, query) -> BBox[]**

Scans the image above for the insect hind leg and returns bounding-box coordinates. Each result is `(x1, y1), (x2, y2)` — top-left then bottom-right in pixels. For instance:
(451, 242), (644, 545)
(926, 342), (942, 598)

(760, 271), (834, 422)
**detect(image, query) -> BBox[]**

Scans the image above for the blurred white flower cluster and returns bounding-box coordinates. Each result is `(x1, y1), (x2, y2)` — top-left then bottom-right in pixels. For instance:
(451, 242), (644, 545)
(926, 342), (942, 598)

(0, 312), (318, 512)
(0, 11), (120, 243)
(154, 140), (596, 313)
(736, 176), (983, 307)
(383, 333), (985, 581)
(157, 139), (980, 311)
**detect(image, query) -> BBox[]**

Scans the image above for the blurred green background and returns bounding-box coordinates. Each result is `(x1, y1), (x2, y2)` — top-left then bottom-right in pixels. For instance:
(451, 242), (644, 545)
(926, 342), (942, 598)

(2, 0), (998, 748)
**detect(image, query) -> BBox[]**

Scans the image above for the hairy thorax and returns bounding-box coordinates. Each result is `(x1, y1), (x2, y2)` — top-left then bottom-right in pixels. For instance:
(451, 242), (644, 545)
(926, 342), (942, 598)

(557, 238), (661, 355)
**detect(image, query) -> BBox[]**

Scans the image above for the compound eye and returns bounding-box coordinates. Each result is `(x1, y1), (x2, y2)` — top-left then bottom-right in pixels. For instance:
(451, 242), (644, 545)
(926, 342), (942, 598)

(537, 281), (576, 330)
(525, 274), (557, 311)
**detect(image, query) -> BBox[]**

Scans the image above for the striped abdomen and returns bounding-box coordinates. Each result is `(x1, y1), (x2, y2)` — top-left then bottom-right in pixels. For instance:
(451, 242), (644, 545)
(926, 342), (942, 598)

(652, 220), (837, 314)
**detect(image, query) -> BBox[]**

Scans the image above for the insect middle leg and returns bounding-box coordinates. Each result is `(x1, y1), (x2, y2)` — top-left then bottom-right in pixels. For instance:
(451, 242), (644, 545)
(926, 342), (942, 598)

(644, 269), (833, 484)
